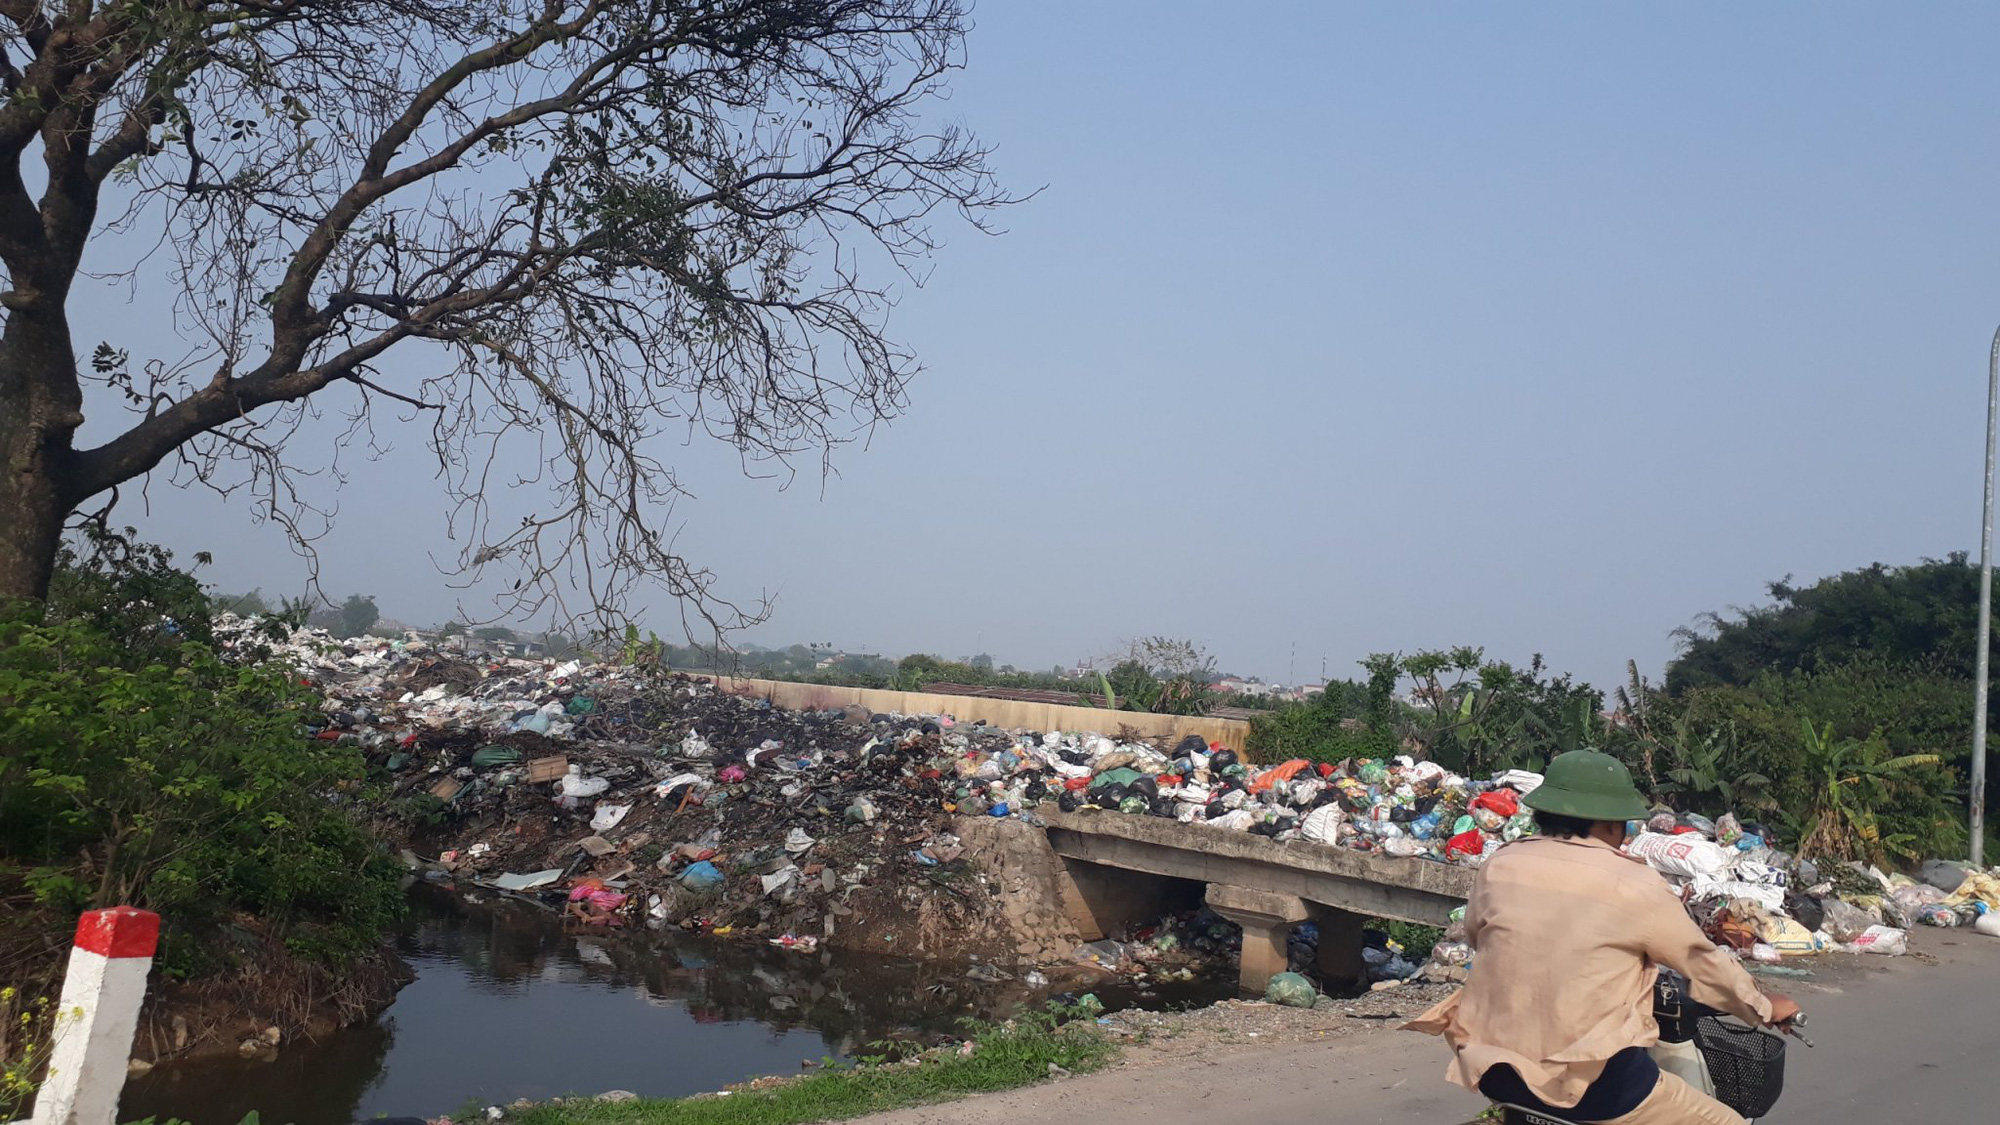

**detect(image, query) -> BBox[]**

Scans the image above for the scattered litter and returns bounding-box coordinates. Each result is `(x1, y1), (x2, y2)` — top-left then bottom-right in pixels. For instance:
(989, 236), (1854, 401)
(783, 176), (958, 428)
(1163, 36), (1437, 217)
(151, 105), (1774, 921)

(490, 869), (564, 892)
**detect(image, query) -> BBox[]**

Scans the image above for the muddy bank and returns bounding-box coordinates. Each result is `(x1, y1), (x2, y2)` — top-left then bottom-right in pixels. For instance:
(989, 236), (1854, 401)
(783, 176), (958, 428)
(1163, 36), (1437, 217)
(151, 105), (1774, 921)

(129, 935), (410, 1068)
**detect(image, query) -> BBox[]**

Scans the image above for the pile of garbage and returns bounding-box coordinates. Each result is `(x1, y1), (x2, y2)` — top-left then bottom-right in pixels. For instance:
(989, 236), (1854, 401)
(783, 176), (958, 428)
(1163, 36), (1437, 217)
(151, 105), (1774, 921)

(243, 618), (1549, 847)
(1067, 908), (1241, 984)
(1410, 808), (2000, 982)
(1620, 809), (2000, 959)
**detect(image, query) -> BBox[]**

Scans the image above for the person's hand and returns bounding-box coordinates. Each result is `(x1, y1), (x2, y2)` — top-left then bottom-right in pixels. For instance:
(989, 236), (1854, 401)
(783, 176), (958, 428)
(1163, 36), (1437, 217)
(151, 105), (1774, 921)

(1764, 993), (1801, 1028)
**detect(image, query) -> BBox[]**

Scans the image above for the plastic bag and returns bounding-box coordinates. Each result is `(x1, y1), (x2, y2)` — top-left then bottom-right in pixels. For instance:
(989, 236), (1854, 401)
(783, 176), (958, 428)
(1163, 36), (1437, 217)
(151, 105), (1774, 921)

(1469, 789), (1519, 818)
(1265, 971), (1319, 1008)
(1445, 830), (1486, 860)
(1974, 912), (2000, 938)
(471, 745), (524, 768)
(1918, 859), (1968, 893)
(1624, 831), (1732, 878)
(1430, 940), (1473, 966)
(589, 803), (631, 832)
(1914, 903), (1959, 928)
(557, 765), (610, 799)
(1715, 813), (1742, 847)
(678, 860), (724, 891)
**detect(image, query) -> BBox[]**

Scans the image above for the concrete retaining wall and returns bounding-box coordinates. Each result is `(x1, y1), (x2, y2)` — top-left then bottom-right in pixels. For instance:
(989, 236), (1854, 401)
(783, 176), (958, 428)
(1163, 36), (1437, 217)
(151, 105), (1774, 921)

(703, 676), (1254, 754)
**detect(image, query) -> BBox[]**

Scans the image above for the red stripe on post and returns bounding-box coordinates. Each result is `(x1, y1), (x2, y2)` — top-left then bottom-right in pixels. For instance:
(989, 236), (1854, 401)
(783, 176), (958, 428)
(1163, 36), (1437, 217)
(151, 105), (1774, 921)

(72, 907), (160, 959)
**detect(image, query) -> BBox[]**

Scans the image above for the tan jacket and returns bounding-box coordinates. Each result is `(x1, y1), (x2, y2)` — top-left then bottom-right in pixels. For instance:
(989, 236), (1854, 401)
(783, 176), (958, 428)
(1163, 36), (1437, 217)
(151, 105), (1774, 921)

(1407, 834), (1773, 1108)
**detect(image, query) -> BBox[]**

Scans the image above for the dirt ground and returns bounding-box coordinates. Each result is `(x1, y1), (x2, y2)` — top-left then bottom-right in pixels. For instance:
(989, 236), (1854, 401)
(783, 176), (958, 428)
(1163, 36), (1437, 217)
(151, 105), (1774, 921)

(1095, 980), (1459, 1054)
(852, 927), (2000, 1125)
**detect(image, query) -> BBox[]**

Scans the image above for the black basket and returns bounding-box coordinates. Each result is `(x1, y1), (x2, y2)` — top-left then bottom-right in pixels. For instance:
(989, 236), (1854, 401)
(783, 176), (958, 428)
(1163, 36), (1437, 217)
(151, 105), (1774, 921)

(1693, 1016), (1786, 1118)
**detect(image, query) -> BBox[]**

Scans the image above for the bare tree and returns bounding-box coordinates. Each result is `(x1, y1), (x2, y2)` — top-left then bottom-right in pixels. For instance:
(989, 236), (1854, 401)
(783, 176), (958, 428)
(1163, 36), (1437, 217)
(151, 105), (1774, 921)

(0, 1), (1006, 635)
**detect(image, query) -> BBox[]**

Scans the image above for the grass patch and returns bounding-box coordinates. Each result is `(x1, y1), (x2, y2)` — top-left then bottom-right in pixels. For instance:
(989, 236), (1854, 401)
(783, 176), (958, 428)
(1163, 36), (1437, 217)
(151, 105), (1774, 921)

(505, 1010), (1116, 1125)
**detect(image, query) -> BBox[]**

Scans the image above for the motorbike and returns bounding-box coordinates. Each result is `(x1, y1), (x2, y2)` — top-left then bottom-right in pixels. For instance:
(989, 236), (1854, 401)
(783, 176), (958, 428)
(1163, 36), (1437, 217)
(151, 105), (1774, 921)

(1489, 970), (1810, 1125)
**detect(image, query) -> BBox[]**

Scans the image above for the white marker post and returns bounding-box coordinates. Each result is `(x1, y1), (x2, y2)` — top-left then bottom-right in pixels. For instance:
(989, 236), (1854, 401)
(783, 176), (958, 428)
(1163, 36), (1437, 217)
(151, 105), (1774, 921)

(33, 907), (159, 1125)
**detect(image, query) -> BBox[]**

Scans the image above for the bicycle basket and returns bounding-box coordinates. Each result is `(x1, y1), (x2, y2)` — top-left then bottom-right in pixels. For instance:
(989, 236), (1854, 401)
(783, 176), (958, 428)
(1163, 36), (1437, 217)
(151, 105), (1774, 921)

(1692, 1016), (1786, 1118)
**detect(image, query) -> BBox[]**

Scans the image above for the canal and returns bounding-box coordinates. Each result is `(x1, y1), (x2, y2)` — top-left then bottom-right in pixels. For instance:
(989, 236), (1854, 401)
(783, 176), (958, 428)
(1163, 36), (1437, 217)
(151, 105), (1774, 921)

(123, 883), (1229, 1124)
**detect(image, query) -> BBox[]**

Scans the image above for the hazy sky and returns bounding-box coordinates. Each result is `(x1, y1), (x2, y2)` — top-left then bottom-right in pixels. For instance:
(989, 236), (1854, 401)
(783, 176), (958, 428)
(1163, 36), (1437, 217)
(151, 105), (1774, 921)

(76, 2), (2000, 690)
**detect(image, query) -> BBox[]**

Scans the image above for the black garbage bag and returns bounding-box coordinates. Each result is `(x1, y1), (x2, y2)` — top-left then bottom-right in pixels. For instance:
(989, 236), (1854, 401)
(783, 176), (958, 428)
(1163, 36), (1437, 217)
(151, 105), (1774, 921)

(1130, 776), (1160, 800)
(1210, 748), (1240, 770)
(1175, 734), (1208, 756)
(1784, 892), (1826, 934)
(1150, 796), (1178, 817)
(1096, 782), (1130, 806)
(1057, 791), (1083, 813)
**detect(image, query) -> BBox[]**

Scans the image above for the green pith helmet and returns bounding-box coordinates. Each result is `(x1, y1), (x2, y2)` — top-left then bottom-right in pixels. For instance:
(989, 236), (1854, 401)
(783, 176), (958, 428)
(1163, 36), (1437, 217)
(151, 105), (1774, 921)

(1522, 749), (1649, 823)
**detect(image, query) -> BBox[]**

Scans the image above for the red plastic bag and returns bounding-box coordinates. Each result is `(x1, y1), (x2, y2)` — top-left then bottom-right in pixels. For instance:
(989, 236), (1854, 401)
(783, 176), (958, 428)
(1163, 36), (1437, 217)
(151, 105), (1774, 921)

(1445, 830), (1486, 859)
(1470, 789), (1519, 817)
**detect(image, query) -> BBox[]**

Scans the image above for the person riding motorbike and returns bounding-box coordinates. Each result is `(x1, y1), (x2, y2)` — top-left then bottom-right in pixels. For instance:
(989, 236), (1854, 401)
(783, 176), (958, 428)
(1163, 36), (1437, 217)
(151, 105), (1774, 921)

(1406, 750), (1801, 1124)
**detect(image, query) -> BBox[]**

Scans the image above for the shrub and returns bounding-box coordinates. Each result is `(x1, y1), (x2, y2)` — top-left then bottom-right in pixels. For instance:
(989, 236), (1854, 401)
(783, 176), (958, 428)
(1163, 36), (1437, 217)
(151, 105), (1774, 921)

(0, 534), (402, 977)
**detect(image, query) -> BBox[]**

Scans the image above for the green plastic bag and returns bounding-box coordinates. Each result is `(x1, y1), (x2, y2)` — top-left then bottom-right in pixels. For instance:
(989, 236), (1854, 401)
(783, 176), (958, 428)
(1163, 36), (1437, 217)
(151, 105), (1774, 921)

(471, 745), (524, 768)
(1265, 971), (1318, 1008)
(565, 696), (596, 715)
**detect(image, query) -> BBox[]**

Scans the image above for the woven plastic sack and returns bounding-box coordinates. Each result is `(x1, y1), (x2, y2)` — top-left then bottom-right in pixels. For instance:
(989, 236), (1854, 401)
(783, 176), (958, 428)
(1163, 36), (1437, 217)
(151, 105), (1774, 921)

(1301, 805), (1343, 844)
(1848, 925), (1907, 955)
(1625, 831), (1732, 878)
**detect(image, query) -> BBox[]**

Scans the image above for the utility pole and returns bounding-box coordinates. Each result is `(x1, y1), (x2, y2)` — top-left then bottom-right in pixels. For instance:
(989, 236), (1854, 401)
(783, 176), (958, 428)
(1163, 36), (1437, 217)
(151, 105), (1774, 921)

(1973, 327), (1998, 866)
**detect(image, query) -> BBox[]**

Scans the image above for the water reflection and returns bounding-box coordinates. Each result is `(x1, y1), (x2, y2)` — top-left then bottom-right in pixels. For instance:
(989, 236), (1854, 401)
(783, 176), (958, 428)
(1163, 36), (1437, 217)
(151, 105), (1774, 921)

(122, 883), (1048, 1125)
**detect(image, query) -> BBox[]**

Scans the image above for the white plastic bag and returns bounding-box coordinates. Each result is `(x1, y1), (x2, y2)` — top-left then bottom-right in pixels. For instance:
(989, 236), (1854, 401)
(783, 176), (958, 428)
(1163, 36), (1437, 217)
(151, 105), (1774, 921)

(1624, 831), (1733, 878)
(557, 765), (610, 799)
(589, 803), (631, 832)
(1973, 911), (2000, 938)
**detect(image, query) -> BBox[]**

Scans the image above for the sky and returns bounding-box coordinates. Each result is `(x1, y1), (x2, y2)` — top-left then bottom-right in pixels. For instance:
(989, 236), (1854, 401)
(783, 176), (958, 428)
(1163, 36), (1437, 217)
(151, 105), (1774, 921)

(68, 1), (2000, 691)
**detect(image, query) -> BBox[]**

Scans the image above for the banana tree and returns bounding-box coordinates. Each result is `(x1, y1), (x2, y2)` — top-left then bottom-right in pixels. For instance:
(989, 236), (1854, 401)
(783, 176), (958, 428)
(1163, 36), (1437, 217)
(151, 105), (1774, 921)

(1791, 718), (1941, 864)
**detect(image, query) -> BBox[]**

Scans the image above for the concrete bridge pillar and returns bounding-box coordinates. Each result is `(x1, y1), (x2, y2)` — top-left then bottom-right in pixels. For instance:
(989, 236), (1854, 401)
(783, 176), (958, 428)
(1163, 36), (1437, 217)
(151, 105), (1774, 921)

(1204, 884), (1310, 996)
(1311, 904), (1369, 989)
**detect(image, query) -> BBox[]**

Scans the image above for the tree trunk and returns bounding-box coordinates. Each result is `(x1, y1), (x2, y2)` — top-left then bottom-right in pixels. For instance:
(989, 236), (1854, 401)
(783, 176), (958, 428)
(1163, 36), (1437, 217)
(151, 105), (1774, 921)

(0, 459), (65, 602)
(0, 310), (86, 604)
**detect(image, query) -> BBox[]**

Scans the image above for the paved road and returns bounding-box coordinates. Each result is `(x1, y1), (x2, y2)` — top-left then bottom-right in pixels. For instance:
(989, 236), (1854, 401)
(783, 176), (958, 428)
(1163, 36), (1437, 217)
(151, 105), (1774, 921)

(859, 927), (2000, 1125)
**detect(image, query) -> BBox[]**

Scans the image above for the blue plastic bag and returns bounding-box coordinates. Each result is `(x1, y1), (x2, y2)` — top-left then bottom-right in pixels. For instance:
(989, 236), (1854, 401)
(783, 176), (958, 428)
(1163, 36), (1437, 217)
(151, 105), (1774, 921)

(679, 860), (724, 891)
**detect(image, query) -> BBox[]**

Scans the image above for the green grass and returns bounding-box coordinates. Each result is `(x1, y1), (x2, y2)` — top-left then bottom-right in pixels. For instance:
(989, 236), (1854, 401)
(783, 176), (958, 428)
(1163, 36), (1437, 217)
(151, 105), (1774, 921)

(504, 1013), (1117, 1125)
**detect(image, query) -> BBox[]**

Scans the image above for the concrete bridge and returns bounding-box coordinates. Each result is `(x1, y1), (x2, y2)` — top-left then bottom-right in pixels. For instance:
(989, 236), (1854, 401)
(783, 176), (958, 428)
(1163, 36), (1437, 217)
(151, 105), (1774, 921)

(1038, 808), (1474, 993)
